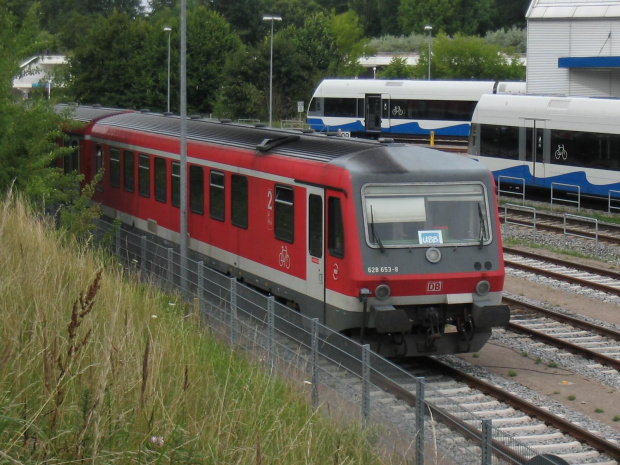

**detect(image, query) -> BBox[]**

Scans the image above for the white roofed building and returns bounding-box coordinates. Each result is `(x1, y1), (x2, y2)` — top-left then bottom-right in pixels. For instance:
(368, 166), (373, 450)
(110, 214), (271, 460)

(526, 0), (620, 96)
(12, 54), (67, 99)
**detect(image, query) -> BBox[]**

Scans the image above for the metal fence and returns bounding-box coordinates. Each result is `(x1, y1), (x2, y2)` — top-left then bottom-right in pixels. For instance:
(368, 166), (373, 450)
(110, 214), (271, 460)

(91, 217), (551, 465)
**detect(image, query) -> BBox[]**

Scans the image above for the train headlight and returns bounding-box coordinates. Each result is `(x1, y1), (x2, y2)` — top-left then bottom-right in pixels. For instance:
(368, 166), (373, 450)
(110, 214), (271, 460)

(425, 247), (441, 264)
(476, 280), (491, 296)
(375, 284), (391, 300)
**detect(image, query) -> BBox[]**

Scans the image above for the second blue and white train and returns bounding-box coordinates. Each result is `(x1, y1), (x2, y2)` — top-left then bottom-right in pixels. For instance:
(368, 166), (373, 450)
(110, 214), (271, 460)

(468, 93), (620, 201)
(306, 79), (525, 139)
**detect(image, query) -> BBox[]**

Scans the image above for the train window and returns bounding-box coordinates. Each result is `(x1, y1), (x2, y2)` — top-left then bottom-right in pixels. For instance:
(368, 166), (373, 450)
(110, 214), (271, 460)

(308, 194), (323, 258)
(210, 171), (225, 221)
(95, 145), (103, 191)
(550, 130), (620, 171)
(154, 157), (167, 203)
(328, 197), (344, 258)
(171, 162), (180, 208)
(274, 185), (294, 243)
(190, 165), (204, 214)
(363, 183), (490, 248)
(109, 147), (120, 188)
(123, 150), (135, 193)
(138, 154), (150, 198)
(231, 175), (248, 229)
(64, 140), (78, 174)
(480, 125), (519, 160)
(323, 98), (357, 117)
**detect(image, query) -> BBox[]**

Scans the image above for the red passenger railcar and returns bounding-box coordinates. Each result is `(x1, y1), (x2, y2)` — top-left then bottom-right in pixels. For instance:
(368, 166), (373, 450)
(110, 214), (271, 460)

(60, 104), (510, 357)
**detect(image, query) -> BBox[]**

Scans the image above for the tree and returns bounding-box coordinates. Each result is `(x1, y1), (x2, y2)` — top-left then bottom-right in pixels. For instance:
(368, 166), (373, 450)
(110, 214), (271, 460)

(398, 0), (496, 36)
(414, 33), (525, 80)
(328, 10), (368, 77)
(0, 4), (83, 208)
(69, 12), (150, 108)
(378, 57), (416, 79)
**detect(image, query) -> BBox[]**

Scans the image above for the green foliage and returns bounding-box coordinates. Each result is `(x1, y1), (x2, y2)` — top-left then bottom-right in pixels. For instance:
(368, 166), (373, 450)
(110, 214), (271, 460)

(398, 0), (496, 36)
(485, 26), (527, 54)
(414, 33), (525, 80)
(378, 56), (416, 79)
(368, 33), (428, 53)
(329, 10), (368, 77)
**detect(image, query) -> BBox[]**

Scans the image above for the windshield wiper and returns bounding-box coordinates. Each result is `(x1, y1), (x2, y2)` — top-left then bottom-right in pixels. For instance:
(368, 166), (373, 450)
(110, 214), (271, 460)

(370, 206), (385, 253)
(478, 203), (488, 246)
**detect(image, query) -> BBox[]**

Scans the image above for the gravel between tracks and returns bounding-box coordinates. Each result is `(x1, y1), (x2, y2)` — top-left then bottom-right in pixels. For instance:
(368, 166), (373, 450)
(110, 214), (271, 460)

(454, 221), (620, 441)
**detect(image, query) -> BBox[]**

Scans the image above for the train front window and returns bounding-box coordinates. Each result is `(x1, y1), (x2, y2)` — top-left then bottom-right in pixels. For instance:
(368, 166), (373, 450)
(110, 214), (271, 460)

(363, 183), (491, 248)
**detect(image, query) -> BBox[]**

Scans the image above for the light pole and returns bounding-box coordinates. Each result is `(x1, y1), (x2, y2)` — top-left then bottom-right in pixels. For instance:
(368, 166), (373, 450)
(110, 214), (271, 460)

(424, 25), (432, 80)
(373, 66), (376, 79)
(164, 26), (172, 113)
(262, 15), (282, 127)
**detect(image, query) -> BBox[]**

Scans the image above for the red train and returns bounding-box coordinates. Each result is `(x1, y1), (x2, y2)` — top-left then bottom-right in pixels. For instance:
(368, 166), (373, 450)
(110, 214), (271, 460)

(59, 104), (510, 357)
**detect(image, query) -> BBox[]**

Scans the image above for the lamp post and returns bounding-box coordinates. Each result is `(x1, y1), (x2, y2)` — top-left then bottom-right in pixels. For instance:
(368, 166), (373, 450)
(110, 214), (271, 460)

(164, 26), (172, 113)
(424, 25), (432, 80)
(373, 66), (376, 79)
(262, 15), (282, 127)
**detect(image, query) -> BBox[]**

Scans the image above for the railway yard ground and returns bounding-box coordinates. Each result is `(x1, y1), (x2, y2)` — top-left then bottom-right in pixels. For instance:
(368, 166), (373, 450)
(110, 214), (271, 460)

(460, 219), (620, 439)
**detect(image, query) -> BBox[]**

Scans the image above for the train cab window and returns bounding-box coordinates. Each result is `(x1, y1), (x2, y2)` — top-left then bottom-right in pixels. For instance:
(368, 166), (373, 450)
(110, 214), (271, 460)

(189, 165), (204, 214)
(363, 183), (490, 248)
(210, 170), (225, 221)
(231, 175), (248, 228)
(138, 154), (150, 198)
(171, 162), (180, 208)
(109, 148), (120, 188)
(308, 194), (323, 258)
(328, 197), (344, 258)
(123, 150), (135, 193)
(154, 157), (167, 203)
(274, 185), (294, 243)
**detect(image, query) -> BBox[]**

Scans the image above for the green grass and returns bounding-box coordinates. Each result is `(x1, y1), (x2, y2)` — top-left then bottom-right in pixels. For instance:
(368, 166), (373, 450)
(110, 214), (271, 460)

(0, 195), (391, 464)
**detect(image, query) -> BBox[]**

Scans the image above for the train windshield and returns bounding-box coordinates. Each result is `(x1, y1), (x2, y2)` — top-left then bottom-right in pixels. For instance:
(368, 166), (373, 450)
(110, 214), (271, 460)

(363, 183), (491, 248)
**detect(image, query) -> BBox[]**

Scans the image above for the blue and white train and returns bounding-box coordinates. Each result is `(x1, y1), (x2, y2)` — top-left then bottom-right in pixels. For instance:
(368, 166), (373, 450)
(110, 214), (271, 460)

(306, 79), (526, 139)
(468, 94), (620, 200)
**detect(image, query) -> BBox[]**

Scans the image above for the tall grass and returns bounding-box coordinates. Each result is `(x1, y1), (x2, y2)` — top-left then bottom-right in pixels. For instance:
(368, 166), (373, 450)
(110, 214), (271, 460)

(0, 194), (389, 464)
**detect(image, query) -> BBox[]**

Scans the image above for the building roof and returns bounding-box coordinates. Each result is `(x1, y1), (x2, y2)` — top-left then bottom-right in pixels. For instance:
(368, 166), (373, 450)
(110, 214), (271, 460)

(527, 0), (620, 19)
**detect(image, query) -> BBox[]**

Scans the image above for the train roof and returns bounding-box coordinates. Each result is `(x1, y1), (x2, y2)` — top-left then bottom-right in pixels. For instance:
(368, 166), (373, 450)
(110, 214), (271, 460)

(87, 110), (488, 178)
(312, 79), (526, 100)
(471, 93), (620, 133)
(92, 111), (396, 163)
(56, 103), (132, 123)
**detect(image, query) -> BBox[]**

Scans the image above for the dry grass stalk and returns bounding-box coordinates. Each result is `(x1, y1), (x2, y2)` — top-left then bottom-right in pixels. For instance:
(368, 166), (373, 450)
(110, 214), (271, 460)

(140, 334), (151, 409)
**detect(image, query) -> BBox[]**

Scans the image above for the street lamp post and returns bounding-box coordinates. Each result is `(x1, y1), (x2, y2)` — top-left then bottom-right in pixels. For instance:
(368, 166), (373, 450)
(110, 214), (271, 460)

(164, 26), (172, 113)
(262, 15), (282, 127)
(424, 25), (432, 80)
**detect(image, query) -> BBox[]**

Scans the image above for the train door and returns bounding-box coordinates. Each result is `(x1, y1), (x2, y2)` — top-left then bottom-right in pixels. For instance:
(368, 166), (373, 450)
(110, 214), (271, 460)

(306, 186), (325, 322)
(524, 119), (546, 182)
(365, 94), (382, 133)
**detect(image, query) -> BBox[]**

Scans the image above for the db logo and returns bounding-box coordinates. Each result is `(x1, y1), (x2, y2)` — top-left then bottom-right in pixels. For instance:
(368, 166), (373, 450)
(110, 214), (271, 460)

(427, 281), (442, 292)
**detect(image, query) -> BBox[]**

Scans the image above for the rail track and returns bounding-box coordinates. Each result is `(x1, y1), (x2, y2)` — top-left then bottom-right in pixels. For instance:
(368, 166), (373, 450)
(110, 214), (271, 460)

(503, 295), (620, 372)
(501, 206), (620, 246)
(375, 357), (620, 464)
(503, 247), (620, 297)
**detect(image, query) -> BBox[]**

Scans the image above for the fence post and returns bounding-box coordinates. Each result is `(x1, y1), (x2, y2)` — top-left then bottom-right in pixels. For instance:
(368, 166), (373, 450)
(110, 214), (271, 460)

(416, 377), (425, 465)
(362, 344), (370, 428)
(197, 261), (204, 318)
(140, 236), (147, 275)
(482, 419), (492, 465)
(167, 248), (174, 285)
(311, 318), (319, 408)
(267, 296), (275, 369)
(229, 277), (237, 345)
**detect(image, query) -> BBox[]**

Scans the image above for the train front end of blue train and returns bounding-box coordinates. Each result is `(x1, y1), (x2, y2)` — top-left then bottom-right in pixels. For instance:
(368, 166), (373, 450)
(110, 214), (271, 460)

(468, 94), (620, 201)
(307, 79), (525, 139)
